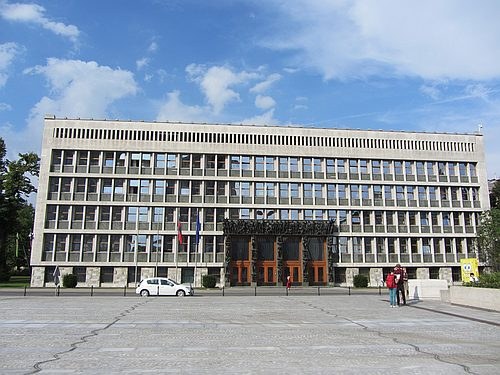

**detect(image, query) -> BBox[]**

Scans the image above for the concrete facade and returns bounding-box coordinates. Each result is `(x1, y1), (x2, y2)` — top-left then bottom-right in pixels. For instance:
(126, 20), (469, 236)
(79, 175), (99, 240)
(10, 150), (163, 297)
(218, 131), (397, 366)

(31, 117), (489, 287)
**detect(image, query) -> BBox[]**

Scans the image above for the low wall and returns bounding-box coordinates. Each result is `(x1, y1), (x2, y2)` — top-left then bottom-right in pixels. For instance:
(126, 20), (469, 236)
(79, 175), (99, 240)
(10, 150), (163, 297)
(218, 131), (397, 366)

(408, 279), (448, 300)
(448, 286), (500, 311)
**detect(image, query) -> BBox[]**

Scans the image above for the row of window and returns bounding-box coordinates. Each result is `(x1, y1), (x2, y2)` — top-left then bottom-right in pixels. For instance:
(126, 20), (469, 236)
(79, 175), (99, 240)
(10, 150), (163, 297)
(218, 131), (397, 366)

(42, 233), (474, 258)
(45, 205), (481, 231)
(52, 126), (476, 153)
(47, 177), (481, 204)
(51, 150), (479, 178)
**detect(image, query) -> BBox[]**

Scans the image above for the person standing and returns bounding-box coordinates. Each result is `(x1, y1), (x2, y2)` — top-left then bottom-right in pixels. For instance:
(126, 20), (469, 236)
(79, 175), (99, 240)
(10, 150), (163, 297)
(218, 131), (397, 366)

(394, 264), (406, 306)
(286, 275), (291, 290)
(385, 270), (397, 307)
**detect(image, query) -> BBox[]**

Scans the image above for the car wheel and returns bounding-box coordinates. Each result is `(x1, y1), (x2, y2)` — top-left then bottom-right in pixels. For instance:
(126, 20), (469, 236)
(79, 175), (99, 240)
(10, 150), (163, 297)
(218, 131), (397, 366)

(140, 289), (150, 297)
(176, 290), (186, 297)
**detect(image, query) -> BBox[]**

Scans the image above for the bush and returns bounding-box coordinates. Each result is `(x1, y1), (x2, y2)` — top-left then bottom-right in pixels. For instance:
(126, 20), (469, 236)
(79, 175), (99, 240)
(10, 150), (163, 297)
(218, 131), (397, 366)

(353, 274), (369, 288)
(0, 266), (10, 282)
(463, 272), (500, 289)
(62, 274), (78, 288)
(202, 275), (217, 288)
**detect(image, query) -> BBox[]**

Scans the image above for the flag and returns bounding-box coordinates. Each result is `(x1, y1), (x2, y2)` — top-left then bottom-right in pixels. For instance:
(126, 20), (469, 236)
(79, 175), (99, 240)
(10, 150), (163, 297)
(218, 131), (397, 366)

(177, 220), (183, 245)
(53, 266), (60, 286)
(195, 209), (201, 246)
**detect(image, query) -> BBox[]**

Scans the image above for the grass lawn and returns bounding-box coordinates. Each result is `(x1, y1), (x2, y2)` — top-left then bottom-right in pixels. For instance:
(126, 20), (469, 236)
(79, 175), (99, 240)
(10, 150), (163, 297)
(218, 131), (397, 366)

(0, 275), (31, 288)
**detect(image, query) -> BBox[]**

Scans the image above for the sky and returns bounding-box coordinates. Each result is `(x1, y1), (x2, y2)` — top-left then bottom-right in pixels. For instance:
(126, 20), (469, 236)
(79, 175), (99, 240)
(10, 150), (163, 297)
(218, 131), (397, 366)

(1, 0), (500, 179)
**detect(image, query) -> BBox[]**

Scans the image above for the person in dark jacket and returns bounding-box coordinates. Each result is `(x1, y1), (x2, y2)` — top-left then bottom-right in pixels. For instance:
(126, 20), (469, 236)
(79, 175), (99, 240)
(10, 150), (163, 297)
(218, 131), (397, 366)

(394, 264), (406, 306)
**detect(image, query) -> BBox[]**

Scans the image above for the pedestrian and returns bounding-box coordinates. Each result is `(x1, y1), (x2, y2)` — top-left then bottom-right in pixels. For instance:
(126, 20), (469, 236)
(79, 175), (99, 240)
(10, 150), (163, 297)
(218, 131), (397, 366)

(286, 275), (291, 290)
(385, 270), (397, 307)
(402, 267), (409, 298)
(394, 264), (406, 306)
(469, 273), (478, 283)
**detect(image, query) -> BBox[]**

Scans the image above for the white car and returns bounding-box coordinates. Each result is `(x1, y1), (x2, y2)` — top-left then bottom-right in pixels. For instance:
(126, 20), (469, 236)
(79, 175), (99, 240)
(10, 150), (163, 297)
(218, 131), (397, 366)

(136, 277), (194, 297)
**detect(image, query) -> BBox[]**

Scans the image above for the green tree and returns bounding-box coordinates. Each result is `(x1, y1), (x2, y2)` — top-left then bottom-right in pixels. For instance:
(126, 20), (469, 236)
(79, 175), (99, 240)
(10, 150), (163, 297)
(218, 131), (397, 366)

(477, 209), (500, 272)
(0, 138), (40, 280)
(490, 180), (500, 209)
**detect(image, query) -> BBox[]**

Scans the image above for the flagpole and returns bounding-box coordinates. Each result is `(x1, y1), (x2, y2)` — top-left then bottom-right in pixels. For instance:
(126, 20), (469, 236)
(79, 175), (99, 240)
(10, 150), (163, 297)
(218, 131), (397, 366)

(194, 209), (200, 288)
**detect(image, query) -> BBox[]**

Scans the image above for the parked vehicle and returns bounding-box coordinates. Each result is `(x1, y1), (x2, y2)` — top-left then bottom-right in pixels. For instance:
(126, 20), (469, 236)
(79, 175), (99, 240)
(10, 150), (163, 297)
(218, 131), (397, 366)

(136, 277), (194, 297)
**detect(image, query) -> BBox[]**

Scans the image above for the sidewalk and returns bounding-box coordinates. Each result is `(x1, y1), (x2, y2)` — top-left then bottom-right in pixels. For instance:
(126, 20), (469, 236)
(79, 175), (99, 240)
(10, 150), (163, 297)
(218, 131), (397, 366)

(0, 293), (499, 374)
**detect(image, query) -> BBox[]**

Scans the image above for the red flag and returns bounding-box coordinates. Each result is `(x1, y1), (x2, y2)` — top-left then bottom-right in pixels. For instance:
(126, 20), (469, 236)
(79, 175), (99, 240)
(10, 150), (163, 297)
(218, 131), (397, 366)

(177, 221), (183, 245)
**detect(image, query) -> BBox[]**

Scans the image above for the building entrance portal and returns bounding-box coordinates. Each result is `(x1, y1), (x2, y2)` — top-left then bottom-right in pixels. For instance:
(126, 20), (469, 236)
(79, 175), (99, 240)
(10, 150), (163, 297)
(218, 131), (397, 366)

(223, 219), (337, 287)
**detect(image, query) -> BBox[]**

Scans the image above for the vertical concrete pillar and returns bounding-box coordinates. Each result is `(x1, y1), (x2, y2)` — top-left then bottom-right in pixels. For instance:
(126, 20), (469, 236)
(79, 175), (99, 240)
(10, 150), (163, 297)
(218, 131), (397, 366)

(114, 267), (128, 286)
(417, 268), (430, 280)
(346, 268), (359, 287)
(86, 267), (100, 287)
(30, 267), (45, 287)
(439, 267), (453, 285)
(370, 267), (383, 287)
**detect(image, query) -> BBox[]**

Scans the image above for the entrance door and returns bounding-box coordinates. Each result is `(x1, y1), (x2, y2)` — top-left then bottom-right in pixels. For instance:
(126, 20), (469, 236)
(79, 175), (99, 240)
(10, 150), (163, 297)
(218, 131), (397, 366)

(257, 261), (275, 285)
(283, 264), (301, 285)
(231, 262), (250, 286)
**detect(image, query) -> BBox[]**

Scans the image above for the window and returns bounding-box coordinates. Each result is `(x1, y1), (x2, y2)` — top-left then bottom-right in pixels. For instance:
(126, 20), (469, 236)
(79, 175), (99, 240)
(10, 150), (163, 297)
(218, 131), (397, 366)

(350, 185), (359, 200)
(154, 180), (165, 195)
(394, 161), (403, 175)
(405, 161), (414, 175)
(167, 154), (176, 169)
(338, 184), (346, 199)
(205, 181), (215, 196)
(360, 160), (368, 174)
(265, 157), (275, 171)
(349, 159), (358, 174)
(362, 185), (369, 199)
(155, 154), (165, 168)
(420, 212), (429, 226)
(255, 156), (264, 171)
(280, 183), (289, 198)
(303, 158), (312, 172)
(290, 183), (299, 198)
(372, 160), (381, 174)
(416, 162), (425, 175)
(303, 184), (313, 198)
(290, 157), (298, 172)
(326, 159), (335, 173)
(337, 159), (345, 173)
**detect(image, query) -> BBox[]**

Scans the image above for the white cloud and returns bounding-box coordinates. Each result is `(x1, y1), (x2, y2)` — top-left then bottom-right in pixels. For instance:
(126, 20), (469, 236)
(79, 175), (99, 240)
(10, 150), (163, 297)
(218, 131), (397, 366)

(2, 58), (138, 156)
(0, 2), (80, 42)
(156, 90), (209, 123)
(136, 57), (149, 70)
(254, 94), (275, 110)
(0, 102), (12, 111)
(263, 0), (500, 80)
(240, 109), (278, 126)
(186, 64), (259, 114)
(148, 41), (158, 53)
(250, 73), (281, 93)
(0, 42), (20, 88)
(420, 85), (441, 100)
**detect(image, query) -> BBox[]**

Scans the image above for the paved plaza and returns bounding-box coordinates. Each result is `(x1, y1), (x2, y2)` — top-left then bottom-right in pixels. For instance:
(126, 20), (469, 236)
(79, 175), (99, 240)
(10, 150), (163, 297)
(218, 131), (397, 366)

(0, 291), (499, 374)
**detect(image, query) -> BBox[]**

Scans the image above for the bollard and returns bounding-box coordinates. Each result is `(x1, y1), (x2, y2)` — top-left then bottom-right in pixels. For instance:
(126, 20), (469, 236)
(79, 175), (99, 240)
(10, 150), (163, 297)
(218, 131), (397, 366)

(348, 286), (351, 295)
(24, 285), (27, 297)
(90, 285), (94, 296)
(318, 286), (320, 296)
(57, 286), (60, 296)
(378, 285), (381, 295)
(286, 288), (288, 296)
(124, 285), (127, 297)
(222, 286), (224, 296)
(254, 286), (257, 296)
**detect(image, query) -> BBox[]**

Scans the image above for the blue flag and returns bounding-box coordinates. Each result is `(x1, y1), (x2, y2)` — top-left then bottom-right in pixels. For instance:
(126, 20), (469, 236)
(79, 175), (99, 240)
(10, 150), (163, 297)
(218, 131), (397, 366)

(195, 209), (201, 246)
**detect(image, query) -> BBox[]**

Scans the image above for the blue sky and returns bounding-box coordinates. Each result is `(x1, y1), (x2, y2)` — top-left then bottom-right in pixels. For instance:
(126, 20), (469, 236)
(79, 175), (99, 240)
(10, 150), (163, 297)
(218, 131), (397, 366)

(1, 0), (499, 178)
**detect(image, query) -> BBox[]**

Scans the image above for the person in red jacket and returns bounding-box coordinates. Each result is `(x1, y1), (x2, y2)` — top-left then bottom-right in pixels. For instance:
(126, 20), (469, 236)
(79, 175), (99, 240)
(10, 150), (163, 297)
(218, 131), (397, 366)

(385, 270), (397, 307)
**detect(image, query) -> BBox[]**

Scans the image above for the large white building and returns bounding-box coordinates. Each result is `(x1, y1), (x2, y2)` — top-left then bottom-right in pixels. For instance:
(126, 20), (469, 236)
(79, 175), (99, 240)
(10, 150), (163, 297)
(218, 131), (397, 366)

(30, 116), (489, 287)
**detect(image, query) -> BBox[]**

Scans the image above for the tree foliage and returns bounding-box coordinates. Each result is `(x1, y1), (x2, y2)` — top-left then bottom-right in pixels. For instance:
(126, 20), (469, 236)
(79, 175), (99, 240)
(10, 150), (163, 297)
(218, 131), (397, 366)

(477, 209), (500, 272)
(490, 180), (500, 209)
(0, 138), (40, 280)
